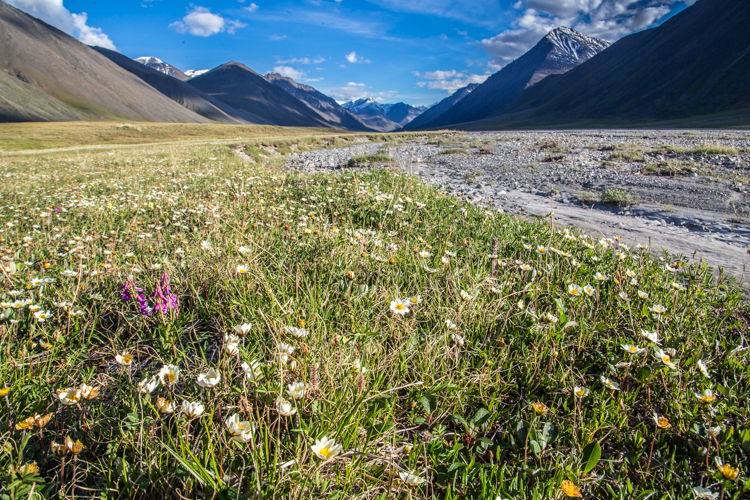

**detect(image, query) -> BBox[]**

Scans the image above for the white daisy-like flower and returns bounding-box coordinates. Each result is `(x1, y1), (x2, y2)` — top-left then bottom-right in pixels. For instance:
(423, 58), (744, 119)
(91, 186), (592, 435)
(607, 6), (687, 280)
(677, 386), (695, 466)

(137, 376), (160, 394)
(233, 323), (253, 335)
(600, 376), (621, 391)
(276, 398), (297, 416)
(287, 381), (307, 400)
(284, 326), (309, 338)
(399, 471), (427, 486)
(389, 299), (410, 315)
(181, 401), (205, 419)
(311, 435), (343, 460)
(697, 359), (710, 378)
(241, 359), (264, 381)
(196, 368), (221, 388)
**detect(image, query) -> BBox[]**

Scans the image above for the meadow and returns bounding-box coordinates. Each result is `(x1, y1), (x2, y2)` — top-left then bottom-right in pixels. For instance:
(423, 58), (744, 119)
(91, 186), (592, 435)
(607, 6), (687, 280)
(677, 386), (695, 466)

(0, 124), (747, 498)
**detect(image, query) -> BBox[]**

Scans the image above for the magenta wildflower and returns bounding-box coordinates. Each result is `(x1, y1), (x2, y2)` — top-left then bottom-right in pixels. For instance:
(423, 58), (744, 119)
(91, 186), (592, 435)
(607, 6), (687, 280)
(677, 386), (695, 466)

(151, 273), (178, 315)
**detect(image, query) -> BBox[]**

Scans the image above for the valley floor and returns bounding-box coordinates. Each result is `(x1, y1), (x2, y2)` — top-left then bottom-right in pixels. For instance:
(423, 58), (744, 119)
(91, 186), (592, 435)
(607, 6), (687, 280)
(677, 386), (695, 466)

(285, 130), (750, 287)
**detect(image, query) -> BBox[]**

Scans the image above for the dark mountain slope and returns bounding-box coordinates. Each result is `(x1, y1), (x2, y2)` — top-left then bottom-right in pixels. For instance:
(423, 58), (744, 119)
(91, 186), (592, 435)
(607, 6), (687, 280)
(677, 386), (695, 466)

(0, 2), (208, 123)
(404, 83), (478, 130)
(418, 27), (609, 129)
(94, 47), (247, 124)
(188, 63), (333, 128)
(480, 0), (750, 127)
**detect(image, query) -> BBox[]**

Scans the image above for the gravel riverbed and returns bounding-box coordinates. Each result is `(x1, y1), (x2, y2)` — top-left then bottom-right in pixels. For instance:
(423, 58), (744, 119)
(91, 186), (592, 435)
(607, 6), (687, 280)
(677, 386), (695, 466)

(284, 130), (750, 287)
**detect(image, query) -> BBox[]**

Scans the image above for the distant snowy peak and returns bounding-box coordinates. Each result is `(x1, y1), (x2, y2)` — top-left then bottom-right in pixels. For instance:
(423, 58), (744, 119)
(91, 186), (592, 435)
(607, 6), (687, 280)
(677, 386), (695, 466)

(135, 56), (188, 81)
(543, 27), (610, 71)
(342, 98), (426, 129)
(185, 69), (209, 79)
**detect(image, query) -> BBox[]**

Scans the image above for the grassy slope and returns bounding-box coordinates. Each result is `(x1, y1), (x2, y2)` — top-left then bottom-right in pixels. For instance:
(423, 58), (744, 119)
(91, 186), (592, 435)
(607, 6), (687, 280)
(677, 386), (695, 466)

(0, 134), (747, 498)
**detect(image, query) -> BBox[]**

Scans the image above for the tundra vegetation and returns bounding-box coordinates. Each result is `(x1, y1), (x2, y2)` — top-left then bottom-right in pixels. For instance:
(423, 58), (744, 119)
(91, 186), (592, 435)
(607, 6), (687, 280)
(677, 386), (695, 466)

(0, 124), (747, 499)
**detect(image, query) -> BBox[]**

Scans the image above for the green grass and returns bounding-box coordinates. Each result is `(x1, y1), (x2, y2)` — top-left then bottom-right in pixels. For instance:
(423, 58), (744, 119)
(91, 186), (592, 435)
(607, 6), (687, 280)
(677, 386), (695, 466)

(347, 153), (393, 168)
(0, 137), (747, 498)
(600, 188), (640, 206)
(658, 145), (741, 156)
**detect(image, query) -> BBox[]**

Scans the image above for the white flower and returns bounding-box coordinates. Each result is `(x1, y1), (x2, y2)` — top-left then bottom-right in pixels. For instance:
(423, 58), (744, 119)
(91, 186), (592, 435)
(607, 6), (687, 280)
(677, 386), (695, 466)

(277, 343), (295, 364)
(640, 329), (660, 344)
(352, 358), (367, 374)
(697, 359), (710, 378)
(137, 376), (160, 394)
(650, 304), (667, 314)
(451, 333), (465, 346)
(573, 386), (589, 398)
(593, 272), (608, 281)
(311, 435), (343, 460)
(637, 290), (649, 300)
(238, 246), (252, 255)
(200, 240), (213, 251)
(692, 487), (718, 499)
(233, 323), (253, 335)
(196, 368), (221, 388)
(115, 352), (134, 366)
(654, 348), (678, 370)
(61, 270), (77, 277)
(459, 290), (473, 301)
(241, 359), (264, 381)
(236, 264), (249, 274)
(284, 326), (309, 338)
(57, 387), (82, 405)
(181, 401), (205, 419)
(600, 376), (621, 391)
(33, 310), (52, 322)
(399, 471), (427, 486)
(276, 398), (297, 416)
(621, 344), (645, 355)
(445, 319), (457, 330)
(225, 413), (255, 443)
(287, 381), (307, 400)
(568, 284), (583, 296)
(223, 333), (240, 355)
(419, 250), (432, 258)
(389, 299), (410, 315)
(158, 364), (180, 385)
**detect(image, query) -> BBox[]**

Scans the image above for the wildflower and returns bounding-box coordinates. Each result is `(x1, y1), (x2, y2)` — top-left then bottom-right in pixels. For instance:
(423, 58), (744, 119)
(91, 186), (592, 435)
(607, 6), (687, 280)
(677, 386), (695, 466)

(0, 387), (9, 397)
(697, 359), (710, 378)
(536, 246), (547, 254)
(573, 386), (589, 398)
(276, 398), (297, 416)
(583, 285), (595, 296)
(200, 240), (213, 251)
(17, 462), (39, 475)
(196, 368), (221, 388)
(640, 329), (660, 344)
(223, 333), (240, 355)
(445, 319), (457, 330)
(225, 413), (255, 443)
(654, 348), (678, 370)
(241, 359), (264, 381)
(717, 463), (739, 481)
(568, 284), (583, 296)
(695, 389), (716, 403)
(151, 273), (178, 315)
(236, 264), (249, 274)
(419, 250), (432, 258)
(637, 290), (649, 299)
(277, 343), (295, 364)
(451, 333), (465, 346)
(284, 326), (309, 338)
(459, 290), (473, 301)
(57, 387), (82, 405)
(158, 364), (180, 385)
(542, 312), (558, 323)
(531, 401), (548, 416)
(238, 246), (251, 255)
(352, 358), (367, 374)
(600, 376), (621, 391)
(618, 291), (630, 300)
(650, 304), (667, 314)
(389, 299), (410, 315)
(180, 401), (205, 419)
(408, 296), (422, 305)
(233, 323), (253, 335)
(519, 264), (533, 271)
(155, 397), (174, 415)
(33, 310), (52, 322)
(137, 376), (160, 394)
(115, 352), (134, 366)
(692, 487), (718, 499)
(15, 413), (53, 431)
(79, 384), (100, 400)
(399, 471), (427, 486)
(311, 435), (343, 460)
(622, 344), (645, 355)
(593, 272), (608, 281)
(653, 414), (671, 429)
(61, 437), (85, 455)
(287, 381), (307, 399)
(561, 480), (582, 498)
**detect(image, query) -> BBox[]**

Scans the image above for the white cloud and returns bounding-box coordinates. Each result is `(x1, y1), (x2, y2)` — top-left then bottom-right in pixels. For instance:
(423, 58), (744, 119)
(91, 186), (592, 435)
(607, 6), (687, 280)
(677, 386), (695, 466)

(269, 34), (288, 40)
(482, 0), (690, 67)
(272, 65), (305, 80)
(415, 70), (489, 92)
(276, 57), (326, 65)
(327, 81), (399, 103)
(345, 51), (371, 64)
(7, 0), (116, 49)
(170, 6), (246, 37)
(243, 3), (259, 13)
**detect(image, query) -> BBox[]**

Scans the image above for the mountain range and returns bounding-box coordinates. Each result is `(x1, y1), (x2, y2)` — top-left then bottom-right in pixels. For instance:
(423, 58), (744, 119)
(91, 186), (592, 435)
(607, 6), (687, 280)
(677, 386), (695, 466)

(0, 0), (748, 129)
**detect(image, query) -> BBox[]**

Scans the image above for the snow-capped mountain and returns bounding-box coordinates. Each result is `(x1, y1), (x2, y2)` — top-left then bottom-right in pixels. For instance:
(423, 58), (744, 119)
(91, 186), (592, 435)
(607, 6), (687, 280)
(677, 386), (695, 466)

(405, 83), (479, 130)
(414, 26), (610, 129)
(134, 56), (188, 81)
(185, 69), (209, 79)
(342, 98), (426, 131)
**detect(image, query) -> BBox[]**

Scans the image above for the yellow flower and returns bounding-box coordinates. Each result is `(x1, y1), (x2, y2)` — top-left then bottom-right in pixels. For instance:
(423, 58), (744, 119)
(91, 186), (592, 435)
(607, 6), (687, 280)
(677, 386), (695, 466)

(57, 387), (82, 406)
(561, 479), (583, 498)
(15, 413), (53, 431)
(717, 463), (739, 481)
(653, 414), (671, 429)
(115, 352), (134, 366)
(18, 462), (39, 475)
(695, 389), (716, 403)
(79, 384), (100, 400)
(531, 401), (549, 416)
(0, 387), (10, 397)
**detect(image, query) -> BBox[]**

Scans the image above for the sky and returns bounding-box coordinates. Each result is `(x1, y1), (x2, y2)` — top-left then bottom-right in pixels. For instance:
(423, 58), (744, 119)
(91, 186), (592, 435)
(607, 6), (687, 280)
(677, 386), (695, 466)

(7, 0), (698, 106)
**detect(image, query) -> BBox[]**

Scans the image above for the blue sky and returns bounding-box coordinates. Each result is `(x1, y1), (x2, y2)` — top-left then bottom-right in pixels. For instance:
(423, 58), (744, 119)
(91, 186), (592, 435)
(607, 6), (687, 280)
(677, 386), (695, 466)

(9, 0), (697, 106)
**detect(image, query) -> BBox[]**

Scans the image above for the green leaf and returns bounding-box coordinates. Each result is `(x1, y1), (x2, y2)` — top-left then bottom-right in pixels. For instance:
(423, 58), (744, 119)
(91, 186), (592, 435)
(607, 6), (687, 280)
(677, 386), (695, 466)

(633, 490), (656, 500)
(581, 441), (602, 474)
(472, 407), (491, 426)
